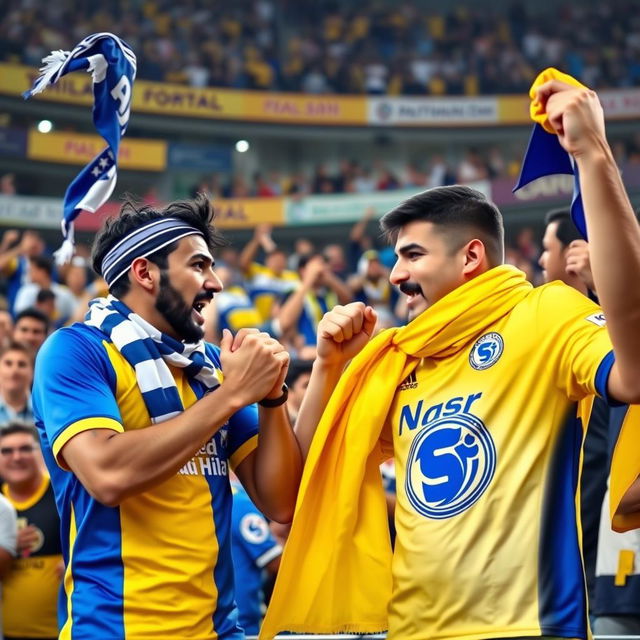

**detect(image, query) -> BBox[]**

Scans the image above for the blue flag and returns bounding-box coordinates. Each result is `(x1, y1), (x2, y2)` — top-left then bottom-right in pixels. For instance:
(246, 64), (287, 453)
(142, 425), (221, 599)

(24, 32), (137, 262)
(513, 123), (587, 239)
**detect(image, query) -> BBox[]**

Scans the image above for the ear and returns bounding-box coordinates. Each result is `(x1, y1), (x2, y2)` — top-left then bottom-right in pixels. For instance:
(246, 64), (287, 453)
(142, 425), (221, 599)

(129, 257), (158, 293)
(461, 239), (487, 276)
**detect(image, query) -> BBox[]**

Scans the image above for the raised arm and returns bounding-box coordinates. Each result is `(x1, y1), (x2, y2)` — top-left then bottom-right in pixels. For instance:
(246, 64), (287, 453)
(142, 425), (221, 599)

(239, 224), (277, 273)
(294, 302), (377, 461)
(541, 81), (640, 403)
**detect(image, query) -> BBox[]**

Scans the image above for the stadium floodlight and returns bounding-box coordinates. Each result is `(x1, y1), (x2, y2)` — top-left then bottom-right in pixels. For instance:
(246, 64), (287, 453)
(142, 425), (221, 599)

(235, 139), (250, 153)
(37, 119), (53, 133)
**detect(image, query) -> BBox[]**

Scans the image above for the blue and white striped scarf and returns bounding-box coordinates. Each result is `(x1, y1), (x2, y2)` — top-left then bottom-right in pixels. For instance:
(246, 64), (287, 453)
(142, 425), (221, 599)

(85, 296), (220, 423)
(24, 33), (137, 263)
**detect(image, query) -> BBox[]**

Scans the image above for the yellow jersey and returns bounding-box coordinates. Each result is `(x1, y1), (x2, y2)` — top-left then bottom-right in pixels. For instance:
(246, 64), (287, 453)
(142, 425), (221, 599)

(385, 283), (614, 640)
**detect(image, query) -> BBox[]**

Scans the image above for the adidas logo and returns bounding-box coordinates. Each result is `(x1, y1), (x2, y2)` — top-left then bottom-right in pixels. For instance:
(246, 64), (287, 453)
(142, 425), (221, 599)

(398, 370), (418, 391)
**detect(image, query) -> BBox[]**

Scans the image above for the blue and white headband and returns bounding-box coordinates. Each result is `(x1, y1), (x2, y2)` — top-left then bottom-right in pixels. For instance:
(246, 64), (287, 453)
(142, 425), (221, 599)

(101, 217), (204, 288)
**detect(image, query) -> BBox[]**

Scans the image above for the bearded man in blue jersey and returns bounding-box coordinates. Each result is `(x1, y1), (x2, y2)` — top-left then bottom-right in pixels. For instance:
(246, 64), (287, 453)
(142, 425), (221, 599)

(32, 194), (303, 640)
(262, 81), (640, 640)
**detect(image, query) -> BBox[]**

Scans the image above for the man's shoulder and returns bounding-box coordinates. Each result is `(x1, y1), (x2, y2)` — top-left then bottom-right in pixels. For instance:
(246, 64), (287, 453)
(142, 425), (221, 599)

(37, 324), (111, 369)
(515, 280), (599, 314)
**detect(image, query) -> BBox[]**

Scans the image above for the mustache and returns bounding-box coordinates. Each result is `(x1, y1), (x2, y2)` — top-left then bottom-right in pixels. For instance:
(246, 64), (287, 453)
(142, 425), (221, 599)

(399, 282), (423, 297)
(193, 291), (214, 304)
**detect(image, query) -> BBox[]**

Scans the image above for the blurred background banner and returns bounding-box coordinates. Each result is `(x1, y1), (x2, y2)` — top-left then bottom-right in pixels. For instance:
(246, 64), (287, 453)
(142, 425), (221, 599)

(27, 130), (167, 171)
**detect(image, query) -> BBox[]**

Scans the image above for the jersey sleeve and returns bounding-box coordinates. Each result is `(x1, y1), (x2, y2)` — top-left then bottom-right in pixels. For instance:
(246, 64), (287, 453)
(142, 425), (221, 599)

(534, 283), (615, 402)
(233, 493), (282, 567)
(33, 327), (123, 468)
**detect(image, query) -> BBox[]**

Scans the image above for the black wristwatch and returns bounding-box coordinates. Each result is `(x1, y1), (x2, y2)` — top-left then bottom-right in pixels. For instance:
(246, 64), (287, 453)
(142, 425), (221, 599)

(258, 384), (288, 408)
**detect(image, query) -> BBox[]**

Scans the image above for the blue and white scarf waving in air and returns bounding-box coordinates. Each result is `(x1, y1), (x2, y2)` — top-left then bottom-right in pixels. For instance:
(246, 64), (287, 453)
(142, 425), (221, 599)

(85, 296), (220, 424)
(24, 33), (137, 263)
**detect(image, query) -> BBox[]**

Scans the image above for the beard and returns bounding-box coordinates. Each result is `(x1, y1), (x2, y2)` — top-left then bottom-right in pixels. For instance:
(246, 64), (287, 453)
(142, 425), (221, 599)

(155, 271), (204, 343)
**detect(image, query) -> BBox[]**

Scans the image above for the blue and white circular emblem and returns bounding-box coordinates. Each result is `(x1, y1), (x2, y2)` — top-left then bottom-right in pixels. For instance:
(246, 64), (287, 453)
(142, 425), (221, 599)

(405, 413), (497, 519)
(469, 332), (504, 370)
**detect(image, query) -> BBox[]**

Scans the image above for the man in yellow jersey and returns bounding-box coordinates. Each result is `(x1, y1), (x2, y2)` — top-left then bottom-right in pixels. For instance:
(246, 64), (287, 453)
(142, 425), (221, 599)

(32, 194), (303, 640)
(262, 82), (640, 640)
(0, 423), (62, 640)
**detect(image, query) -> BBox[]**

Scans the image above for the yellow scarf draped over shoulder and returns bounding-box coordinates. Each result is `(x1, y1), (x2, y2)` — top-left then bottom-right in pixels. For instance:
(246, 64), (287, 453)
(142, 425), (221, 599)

(260, 265), (532, 639)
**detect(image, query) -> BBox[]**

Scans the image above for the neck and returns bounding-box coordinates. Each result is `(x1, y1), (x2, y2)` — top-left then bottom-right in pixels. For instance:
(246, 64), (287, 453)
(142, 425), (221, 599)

(2, 388), (27, 411)
(565, 274), (589, 297)
(8, 472), (43, 503)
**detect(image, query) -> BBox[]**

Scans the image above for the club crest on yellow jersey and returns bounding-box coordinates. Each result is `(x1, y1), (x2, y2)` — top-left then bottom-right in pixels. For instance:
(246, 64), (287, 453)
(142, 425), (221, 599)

(469, 332), (504, 370)
(405, 407), (496, 519)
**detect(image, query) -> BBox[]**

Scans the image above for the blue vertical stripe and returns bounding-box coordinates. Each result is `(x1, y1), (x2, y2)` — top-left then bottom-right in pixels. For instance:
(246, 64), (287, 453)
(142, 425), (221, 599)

(67, 485), (125, 640)
(206, 468), (243, 639)
(538, 406), (588, 638)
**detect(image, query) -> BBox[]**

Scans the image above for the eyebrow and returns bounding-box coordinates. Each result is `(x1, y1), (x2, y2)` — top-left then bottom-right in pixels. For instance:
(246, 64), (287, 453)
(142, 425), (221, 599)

(395, 242), (427, 257)
(190, 252), (215, 266)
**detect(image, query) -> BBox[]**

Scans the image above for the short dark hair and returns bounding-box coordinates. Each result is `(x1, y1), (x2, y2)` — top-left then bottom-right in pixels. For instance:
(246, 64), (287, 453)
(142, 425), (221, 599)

(36, 288), (56, 304)
(297, 253), (325, 271)
(544, 208), (582, 248)
(380, 185), (505, 266)
(0, 340), (33, 362)
(14, 307), (50, 333)
(0, 422), (38, 440)
(285, 359), (313, 387)
(91, 193), (225, 298)
(29, 255), (54, 276)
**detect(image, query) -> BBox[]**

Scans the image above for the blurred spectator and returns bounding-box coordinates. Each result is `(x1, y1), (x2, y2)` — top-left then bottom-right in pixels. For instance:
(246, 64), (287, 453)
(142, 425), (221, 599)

(12, 309), (49, 355)
(14, 257), (76, 328)
(0, 313), (12, 353)
(0, 493), (17, 640)
(275, 253), (351, 348)
(0, 423), (62, 640)
(230, 479), (281, 636)
(0, 343), (33, 427)
(0, 175), (16, 197)
(209, 264), (264, 337)
(239, 225), (299, 323)
(284, 359), (313, 425)
(0, 231), (45, 316)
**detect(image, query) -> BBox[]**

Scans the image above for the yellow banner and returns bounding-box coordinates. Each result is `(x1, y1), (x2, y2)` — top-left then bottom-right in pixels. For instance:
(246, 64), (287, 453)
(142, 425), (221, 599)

(243, 93), (366, 125)
(27, 130), (167, 171)
(0, 63), (367, 125)
(214, 197), (285, 229)
(497, 96), (530, 125)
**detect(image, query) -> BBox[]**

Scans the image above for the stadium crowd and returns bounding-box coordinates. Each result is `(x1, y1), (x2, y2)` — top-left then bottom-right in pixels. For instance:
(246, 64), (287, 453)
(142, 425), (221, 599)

(2, 0), (640, 95)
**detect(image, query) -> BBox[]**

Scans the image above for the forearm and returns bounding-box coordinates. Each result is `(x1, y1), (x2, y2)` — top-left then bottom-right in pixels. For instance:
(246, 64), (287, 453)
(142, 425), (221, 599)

(325, 273), (352, 305)
(277, 287), (307, 334)
(239, 238), (260, 272)
(294, 359), (344, 461)
(64, 384), (243, 505)
(577, 148), (640, 382)
(251, 405), (303, 522)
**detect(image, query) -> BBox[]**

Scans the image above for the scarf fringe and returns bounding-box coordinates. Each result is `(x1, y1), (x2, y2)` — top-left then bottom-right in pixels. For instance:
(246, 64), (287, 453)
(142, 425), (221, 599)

(53, 235), (76, 266)
(25, 50), (70, 97)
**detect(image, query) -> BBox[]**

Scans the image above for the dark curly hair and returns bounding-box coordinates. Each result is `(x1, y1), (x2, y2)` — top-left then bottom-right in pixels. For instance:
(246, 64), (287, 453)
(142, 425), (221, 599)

(91, 193), (225, 298)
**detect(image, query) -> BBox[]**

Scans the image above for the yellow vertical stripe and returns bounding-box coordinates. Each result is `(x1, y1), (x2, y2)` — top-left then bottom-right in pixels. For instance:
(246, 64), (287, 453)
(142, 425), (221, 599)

(116, 364), (220, 638)
(59, 503), (77, 640)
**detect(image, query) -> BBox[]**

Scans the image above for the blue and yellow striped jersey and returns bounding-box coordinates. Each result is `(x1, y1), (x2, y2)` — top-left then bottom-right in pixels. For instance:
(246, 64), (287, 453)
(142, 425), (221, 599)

(383, 282), (616, 640)
(216, 286), (264, 333)
(244, 263), (299, 322)
(32, 323), (259, 640)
